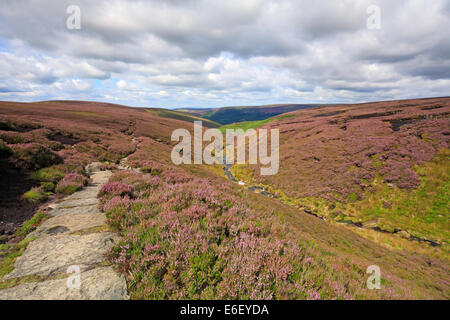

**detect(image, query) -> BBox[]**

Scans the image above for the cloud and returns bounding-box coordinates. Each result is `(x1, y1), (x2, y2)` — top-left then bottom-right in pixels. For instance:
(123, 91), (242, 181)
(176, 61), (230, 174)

(0, 0), (449, 107)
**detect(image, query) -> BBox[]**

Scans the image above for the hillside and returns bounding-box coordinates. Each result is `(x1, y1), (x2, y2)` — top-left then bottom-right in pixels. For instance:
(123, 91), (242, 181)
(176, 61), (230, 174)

(230, 97), (450, 260)
(0, 98), (449, 300)
(0, 100), (192, 237)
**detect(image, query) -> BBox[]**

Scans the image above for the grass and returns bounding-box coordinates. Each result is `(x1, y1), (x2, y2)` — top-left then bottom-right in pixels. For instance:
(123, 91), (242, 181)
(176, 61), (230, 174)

(0, 208), (50, 288)
(218, 114), (295, 133)
(200, 164), (227, 179)
(64, 111), (109, 118)
(30, 166), (65, 183)
(230, 163), (256, 183)
(22, 187), (49, 203)
(219, 119), (273, 133)
(40, 181), (55, 192)
(0, 236), (66, 290)
(229, 149), (450, 258)
(15, 212), (48, 238)
(0, 244), (11, 257)
(342, 149), (450, 243)
(0, 237), (36, 283)
(203, 104), (307, 125)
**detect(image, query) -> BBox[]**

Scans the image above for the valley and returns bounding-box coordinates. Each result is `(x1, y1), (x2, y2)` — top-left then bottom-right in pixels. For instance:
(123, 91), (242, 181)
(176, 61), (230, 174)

(0, 97), (448, 300)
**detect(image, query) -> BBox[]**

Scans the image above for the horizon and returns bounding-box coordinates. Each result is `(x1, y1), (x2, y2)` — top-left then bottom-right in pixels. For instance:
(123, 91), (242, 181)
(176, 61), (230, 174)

(1, 95), (450, 111)
(0, 1), (449, 108)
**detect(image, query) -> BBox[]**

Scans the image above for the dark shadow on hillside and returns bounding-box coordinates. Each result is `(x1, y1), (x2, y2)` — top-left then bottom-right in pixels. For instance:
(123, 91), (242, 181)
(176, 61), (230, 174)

(0, 159), (38, 240)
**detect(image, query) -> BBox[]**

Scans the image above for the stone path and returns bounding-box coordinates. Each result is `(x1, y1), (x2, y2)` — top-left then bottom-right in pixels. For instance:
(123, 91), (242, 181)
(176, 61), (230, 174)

(0, 163), (128, 300)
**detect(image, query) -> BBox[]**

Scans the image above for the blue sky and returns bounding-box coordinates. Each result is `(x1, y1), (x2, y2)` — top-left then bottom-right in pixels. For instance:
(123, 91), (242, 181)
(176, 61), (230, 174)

(0, 0), (449, 109)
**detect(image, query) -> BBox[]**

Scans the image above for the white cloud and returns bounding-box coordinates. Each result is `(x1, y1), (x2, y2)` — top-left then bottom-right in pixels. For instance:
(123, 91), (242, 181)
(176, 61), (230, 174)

(0, 0), (448, 107)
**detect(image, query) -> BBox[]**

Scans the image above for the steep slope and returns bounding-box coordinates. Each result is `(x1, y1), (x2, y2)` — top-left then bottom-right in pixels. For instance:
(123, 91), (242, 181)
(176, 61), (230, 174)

(0, 100), (193, 238)
(99, 136), (449, 299)
(231, 97), (450, 258)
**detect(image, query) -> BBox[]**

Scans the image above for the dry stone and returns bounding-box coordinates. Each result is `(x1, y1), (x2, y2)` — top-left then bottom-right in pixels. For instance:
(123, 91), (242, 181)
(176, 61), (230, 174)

(0, 267), (128, 300)
(29, 212), (107, 238)
(0, 165), (128, 300)
(5, 232), (119, 279)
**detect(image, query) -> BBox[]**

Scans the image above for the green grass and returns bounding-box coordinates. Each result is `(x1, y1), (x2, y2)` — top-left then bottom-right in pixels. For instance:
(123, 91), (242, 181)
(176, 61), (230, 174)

(341, 149), (450, 242)
(40, 181), (55, 192)
(219, 119), (272, 133)
(0, 244), (11, 257)
(229, 148), (449, 257)
(55, 185), (81, 195)
(0, 237), (36, 281)
(0, 141), (12, 158)
(30, 166), (65, 183)
(218, 114), (295, 133)
(0, 210), (49, 285)
(22, 187), (49, 203)
(15, 212), (48, 238)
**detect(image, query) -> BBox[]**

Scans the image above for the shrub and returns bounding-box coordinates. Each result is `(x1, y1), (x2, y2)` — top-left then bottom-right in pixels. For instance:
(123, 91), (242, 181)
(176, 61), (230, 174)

(0, 131), (27, 144)
(0, 140), (12, 159)
(10, 143), (63, 170)
(98, 182), (133, 198)
(103, 170), (355, 300)
(107, 142), (136, 158)
(55, 173), (89, 195)
(23, 187), (49, 203)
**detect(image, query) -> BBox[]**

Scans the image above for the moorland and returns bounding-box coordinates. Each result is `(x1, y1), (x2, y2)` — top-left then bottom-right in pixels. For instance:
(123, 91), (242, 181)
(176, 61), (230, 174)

(0, 97), (448, 299)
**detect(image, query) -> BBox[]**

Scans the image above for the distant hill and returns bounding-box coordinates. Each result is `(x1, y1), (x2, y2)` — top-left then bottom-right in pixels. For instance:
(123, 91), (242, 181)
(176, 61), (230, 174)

(176, 104), (324, 125)
(175, 108), (214, 118)
(146, 108), (220, 128)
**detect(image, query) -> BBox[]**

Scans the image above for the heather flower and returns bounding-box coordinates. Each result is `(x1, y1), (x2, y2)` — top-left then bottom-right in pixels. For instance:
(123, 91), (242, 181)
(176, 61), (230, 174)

(55, 172), (89, 194)
(98, 181), (133, 198)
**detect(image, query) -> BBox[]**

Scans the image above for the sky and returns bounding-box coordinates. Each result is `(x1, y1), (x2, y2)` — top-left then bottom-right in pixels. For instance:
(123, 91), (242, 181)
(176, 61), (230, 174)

(0, 0), (449, 109)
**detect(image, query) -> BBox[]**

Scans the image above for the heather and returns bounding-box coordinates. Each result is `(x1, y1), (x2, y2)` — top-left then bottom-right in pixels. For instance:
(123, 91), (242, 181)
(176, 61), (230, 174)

(100, 168), (423, 299)
(0, 140), (12, 158)
(30, 166), (66, 183)
(55, 173), (89, 195)
(251, 113), (449, 200)
(99, 182), (133, 199)
(341, 149), (450, 247)
(1, 98), (449, 299)
(0, 100), (186, 236)
(9, 143), (62, 170)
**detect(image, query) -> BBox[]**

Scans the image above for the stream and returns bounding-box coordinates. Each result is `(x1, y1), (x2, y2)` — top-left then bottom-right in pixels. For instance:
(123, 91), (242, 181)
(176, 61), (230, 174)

(220, 155), (440, 247)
